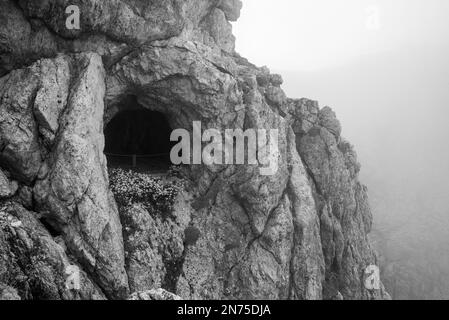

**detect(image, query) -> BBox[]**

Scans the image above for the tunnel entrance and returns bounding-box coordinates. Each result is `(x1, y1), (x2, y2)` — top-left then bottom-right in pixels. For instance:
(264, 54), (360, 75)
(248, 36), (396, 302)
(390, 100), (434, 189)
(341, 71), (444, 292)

(104, 103), (174, 173)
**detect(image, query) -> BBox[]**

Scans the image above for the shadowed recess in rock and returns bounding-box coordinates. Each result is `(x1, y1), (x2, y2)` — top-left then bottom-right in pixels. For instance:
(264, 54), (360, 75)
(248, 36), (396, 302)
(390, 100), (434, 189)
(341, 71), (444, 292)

(104, 100), (175, 172)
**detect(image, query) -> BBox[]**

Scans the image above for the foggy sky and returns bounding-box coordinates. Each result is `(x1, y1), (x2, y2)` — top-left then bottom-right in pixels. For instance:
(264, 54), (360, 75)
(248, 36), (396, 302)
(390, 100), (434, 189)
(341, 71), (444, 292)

(234, 0), (449, 71)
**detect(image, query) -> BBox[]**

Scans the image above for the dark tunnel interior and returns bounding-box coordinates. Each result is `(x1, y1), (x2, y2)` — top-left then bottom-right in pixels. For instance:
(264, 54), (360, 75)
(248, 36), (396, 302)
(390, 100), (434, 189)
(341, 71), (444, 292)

(104, 105), (175, 172)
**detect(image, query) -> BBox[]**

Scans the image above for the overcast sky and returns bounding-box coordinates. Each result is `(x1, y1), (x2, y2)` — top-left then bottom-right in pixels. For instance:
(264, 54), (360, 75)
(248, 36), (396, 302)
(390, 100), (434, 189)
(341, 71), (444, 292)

(234, 0), (449, 71)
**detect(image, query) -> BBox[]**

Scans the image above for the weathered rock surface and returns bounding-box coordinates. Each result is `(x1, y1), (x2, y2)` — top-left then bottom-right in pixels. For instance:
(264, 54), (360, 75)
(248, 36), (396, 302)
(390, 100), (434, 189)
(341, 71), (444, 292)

(0, 0), (388, 300)
(32, 53), (129, 299)
(289, 99), (387, 299)
(0, 51), (128, 299)
(0, 169), (17, 199)
(0, 201), (105, 299)
(121, 198), (190, 294)
(0, 284), (20, 300)
(128, 288), (181, 301)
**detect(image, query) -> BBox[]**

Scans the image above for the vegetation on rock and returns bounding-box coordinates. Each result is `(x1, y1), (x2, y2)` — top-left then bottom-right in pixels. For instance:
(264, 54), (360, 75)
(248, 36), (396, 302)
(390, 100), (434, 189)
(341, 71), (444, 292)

(109, 168), (183, 215)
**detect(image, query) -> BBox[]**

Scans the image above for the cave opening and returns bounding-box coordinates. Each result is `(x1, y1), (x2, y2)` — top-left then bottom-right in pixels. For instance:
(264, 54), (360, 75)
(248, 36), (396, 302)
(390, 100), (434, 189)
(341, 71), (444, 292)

(104, 99), (174, 173)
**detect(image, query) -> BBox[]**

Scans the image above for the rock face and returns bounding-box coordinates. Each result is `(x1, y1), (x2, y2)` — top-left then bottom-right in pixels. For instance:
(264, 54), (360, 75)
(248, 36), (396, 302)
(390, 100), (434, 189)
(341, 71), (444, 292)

(0, 0), (388, 300)
(0, 201), (105, 299)
(128, 288), (181, 301)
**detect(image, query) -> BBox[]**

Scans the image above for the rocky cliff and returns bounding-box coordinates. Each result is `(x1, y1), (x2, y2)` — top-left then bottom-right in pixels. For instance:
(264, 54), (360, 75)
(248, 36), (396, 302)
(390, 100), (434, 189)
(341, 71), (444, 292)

(0, 0), (389, 300)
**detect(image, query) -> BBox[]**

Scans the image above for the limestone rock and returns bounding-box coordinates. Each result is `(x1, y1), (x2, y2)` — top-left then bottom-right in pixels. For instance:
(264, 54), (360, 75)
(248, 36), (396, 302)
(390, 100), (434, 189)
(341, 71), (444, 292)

(0, 284), (20, 300)
(17, 0), (185, 44)
(296, 116), (388, 299)
(129, 288), (181, 301)
(0, 0), (388, 301)
(0, 170), (17, 199)
(0, 63), (43, 183)
(288, 98), (319, 137)
(319, 106), (342, 138)
(201, 8), (236, 53)
(14, 185), (33, 209)
(218, 0), (243, 22)
(120, 202), (188, 293)
(0, 201), (105, 299)
(32, 53), (129, 299)
(33, 56), (71, 146)
(0, 0), (57, 76)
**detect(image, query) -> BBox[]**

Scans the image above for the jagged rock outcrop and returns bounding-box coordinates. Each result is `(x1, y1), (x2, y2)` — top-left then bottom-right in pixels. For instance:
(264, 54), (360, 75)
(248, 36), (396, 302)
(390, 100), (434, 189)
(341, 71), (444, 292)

(0, 0), (388, 300)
